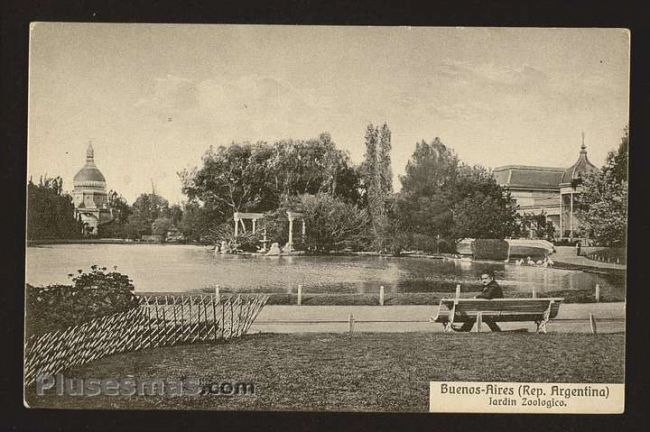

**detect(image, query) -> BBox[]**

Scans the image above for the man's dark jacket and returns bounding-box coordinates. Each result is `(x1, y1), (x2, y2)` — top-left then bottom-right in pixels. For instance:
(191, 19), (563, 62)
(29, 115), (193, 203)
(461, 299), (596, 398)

(476, 280), (503, 299)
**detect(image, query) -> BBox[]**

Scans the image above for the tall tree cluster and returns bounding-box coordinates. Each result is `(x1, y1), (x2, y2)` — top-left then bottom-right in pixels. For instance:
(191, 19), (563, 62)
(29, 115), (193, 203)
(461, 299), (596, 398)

(390, 137), (517, 252)
(27, 176), (83, 240)
(178, 128), (522, 251)
(179, 133), (361, 228)
(577, 126), (628, 246)
(27, 126), (527, 251)
(361, 123), (393, 249)
(99, 191), (184, 239)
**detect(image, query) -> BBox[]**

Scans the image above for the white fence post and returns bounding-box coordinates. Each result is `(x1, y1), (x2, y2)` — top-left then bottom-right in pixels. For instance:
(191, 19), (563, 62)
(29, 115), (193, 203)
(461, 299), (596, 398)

(379, 286), (385, 306)
(297, 284), (302, 306)
(214, 285), (220, 303)
(589, 313), (598, 334)
(455, 284), (461, 300)
(595, 284), (600, 302)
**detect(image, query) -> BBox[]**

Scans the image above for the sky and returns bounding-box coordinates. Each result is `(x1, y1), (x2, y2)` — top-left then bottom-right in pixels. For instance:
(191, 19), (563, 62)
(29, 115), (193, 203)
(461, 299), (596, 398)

(28, 24), (630, 204)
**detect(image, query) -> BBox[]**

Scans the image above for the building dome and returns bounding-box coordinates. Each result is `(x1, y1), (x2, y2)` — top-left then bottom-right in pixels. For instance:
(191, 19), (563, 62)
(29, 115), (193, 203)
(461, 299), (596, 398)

(73, 143), (106, 185)
(560, 142), (597, 186)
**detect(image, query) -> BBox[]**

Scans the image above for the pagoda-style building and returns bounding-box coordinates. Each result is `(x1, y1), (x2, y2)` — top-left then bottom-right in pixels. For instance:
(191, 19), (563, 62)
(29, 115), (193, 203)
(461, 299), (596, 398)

(558, 140), (598, 239)
(494, 136), (598, 240)
(72, 143), (113, 235)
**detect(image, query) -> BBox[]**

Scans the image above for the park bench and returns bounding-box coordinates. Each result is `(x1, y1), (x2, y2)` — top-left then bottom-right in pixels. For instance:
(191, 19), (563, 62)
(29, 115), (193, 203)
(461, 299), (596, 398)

(431, 298), (564, 333)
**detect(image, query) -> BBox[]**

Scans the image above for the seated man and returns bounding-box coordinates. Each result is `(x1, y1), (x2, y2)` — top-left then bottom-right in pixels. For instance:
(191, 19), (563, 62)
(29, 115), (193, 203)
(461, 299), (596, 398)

(457, 270), (503, 331)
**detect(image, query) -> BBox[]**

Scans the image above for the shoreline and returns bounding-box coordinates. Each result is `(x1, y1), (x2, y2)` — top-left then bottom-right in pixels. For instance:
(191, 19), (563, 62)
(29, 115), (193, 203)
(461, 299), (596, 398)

(26, 238), (193, 246)
(26, 240), (625, 278)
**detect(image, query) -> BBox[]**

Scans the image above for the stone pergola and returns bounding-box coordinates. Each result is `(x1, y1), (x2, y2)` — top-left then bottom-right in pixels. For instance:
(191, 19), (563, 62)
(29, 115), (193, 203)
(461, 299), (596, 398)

(233, 212), (264, 236)
(232, 211), (305, 252)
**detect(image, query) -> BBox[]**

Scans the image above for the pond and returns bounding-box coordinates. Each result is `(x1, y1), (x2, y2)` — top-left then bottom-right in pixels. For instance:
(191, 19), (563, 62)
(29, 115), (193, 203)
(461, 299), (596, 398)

(25, 244), (625, 298)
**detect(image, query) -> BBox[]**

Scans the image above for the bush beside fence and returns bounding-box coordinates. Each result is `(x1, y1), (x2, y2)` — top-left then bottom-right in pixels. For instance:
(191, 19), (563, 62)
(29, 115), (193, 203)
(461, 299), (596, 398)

(26, 266), (138, 337)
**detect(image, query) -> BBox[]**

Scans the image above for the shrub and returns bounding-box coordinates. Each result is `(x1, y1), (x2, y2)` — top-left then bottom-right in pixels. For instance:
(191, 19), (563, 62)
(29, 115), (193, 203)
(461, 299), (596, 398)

(471, 239), (509, 260)
(554, 239), (579, 247)
(26, 266), (138, 337)
(410, 234), (438, 253)
(386, 233), (412, 256)
(437, 239), (455, 253)
(299, 193), (370, 252)
(234, 231), (263, 252)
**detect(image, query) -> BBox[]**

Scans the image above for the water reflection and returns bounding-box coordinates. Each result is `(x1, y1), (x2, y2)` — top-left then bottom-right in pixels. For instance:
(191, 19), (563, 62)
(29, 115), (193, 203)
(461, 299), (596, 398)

(25, 244), (625, 298)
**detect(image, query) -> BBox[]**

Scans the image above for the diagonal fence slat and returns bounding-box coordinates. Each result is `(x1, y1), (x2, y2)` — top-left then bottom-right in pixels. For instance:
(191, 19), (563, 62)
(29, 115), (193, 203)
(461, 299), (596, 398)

(24, 294), (269, 386)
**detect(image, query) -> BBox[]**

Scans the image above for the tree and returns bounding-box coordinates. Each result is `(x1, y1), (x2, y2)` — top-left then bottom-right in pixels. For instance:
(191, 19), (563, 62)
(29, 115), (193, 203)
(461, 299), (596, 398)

(178, 202), (222, 243)
(393, 138), (517, 252)
(378, 123), (393, 195)
(298, 193), (370, 252)
(27, 176), (83, 239)
(132, 193), (169, 223)
(107, 190), (132, 224)
(607, 125), (628, 185)
(395, 138), (459, 240)
(452, 192), (517, 239)
(360, 123), (393, 250)
(577, 127), (628, 246)
(166, 204), (183, 226)
(98, 190), (132, 238)
(151, 217), (172, 237)
(400, 137), (459, 197)
(121, 192), (170, 238)
(123, 213), (151, 239)
(451, 165), (517, 239)
(180, 142), (271, 218)
(268, 134), (361, 203)
(179, 134), (362, 240)
(515, 212), (556, 240)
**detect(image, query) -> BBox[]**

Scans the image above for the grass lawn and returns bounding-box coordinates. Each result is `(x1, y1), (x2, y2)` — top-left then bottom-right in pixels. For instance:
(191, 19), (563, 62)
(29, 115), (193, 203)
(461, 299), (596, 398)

(26, 332), (624, 412)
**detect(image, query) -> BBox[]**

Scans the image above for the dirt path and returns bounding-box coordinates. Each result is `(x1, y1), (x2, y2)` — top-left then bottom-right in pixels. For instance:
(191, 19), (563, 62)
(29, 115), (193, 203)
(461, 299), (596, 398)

(251, 303), (625, 333)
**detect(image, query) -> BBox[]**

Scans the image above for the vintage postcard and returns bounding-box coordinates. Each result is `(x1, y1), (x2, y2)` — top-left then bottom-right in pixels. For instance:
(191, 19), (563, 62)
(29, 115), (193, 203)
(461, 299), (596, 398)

(24, 24), (628, 413)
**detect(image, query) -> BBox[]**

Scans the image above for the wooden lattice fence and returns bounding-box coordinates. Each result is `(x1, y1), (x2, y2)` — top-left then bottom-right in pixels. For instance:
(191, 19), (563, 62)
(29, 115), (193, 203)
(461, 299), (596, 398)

(24, 294), (269, 386)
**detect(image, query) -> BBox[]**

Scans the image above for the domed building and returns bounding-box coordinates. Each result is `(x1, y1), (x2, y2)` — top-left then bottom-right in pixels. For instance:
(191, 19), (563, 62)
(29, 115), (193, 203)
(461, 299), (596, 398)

(72, 143), (114, 235)
(494, 135), (598, 241)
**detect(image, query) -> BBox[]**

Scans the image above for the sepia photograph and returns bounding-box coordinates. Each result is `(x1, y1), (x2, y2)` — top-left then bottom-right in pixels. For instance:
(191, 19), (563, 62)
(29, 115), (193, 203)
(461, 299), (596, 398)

(23, 24), (628, 413)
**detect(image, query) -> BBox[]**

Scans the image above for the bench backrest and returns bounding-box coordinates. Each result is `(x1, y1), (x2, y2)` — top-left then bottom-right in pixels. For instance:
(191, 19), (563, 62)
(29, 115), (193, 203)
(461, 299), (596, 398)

(440, 298), (564, 319)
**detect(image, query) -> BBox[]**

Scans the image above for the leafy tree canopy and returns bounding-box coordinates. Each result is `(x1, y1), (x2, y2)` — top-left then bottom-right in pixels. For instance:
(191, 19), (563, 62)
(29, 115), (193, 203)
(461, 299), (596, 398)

(577, 126), (628, 246)
(393, 138), (517, 247)
(179, 133), (361, 228)
(27, 176), (82, 240)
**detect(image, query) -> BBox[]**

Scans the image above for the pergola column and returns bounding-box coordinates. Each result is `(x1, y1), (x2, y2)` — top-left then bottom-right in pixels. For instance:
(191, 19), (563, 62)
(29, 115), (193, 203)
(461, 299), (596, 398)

(233, 212), (264, 238)
(560, 194), (564, 238)
(286, 211), (304, 247)
(569, 192), (574, 241)
(288, 216), (294, 245)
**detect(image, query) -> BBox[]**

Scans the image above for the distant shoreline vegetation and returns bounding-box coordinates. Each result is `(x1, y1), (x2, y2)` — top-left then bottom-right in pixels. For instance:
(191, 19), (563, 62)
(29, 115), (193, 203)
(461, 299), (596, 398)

(27, 125), (627, 253)
(27, 238), (171, 246)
